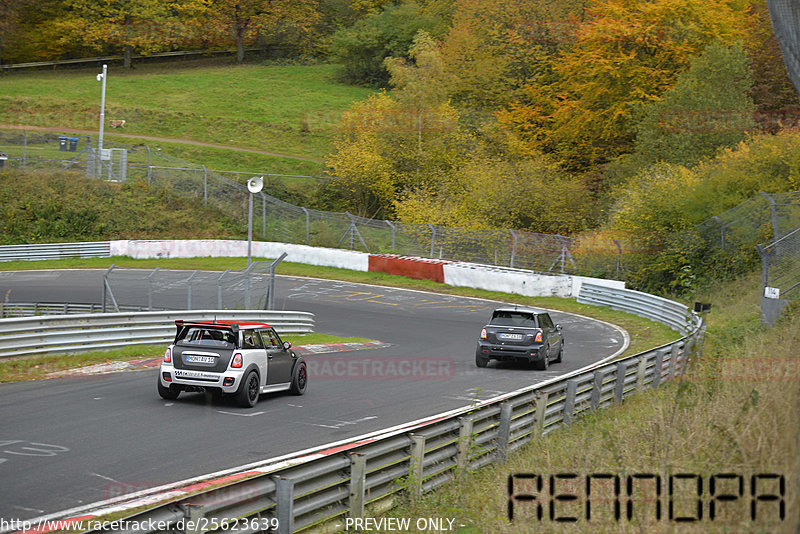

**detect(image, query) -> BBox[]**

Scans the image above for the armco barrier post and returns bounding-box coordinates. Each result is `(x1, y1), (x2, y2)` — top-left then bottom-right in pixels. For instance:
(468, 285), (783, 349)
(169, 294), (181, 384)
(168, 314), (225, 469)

(563, 380), (578, 425)
(681, 339), (693, 375)
(409, 434), (426, 501)
(428, 223), (436, 258)
(456, 416), (474, 474)
(496, 402), (513, 463)
(668, 344), (679, 380)
(636, 356), (648, 390)
(590, 370), (607, 409)
(533, 392), (549, 436)
(274, 476), (294, 534)
(181, 503), (203, 534)
(349, 452), (367, 518)
(302, 207), (310, 245)
(652, 348), (667, 388)
(614, 362), (629, 403)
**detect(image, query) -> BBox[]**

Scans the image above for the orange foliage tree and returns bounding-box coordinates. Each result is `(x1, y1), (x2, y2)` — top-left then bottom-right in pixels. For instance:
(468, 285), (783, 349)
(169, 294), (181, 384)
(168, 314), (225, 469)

(497, 0), (753, 171)
(48, 0), (207, 68)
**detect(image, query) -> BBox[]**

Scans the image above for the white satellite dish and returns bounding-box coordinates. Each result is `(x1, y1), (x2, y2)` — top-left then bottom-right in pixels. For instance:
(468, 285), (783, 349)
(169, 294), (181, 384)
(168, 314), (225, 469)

(247, 176), (264, 193)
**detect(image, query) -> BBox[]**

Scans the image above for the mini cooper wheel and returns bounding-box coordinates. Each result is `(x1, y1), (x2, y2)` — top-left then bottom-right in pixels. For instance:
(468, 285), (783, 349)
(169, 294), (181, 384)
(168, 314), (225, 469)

(290, 360), (308, 395)
(157, 376), (180, 400)
(475, 353), (489, 368)
(554, 344), (563, 364)
(236, 370), (260, 408)
(534, 350), (549, 371)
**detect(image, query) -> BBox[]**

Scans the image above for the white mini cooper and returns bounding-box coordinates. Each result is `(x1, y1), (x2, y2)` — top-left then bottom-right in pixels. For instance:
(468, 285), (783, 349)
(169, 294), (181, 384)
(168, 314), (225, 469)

(158, 320), (307, 407)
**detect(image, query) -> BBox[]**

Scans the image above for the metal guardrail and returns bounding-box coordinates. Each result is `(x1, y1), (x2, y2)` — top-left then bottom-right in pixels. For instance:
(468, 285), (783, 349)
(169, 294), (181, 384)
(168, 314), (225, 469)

(577, 283), (698, 334)
(0, 241), (111, 262)
(28, 284), (703, 534)
(0, 310), (315, 358)
(0, 48), (262, 70)
(0, 302), (159, 318)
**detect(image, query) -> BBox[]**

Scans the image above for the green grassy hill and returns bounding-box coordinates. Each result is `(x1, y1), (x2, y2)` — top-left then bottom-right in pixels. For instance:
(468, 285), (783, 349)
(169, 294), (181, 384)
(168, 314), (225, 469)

(0, 60), (374, 175)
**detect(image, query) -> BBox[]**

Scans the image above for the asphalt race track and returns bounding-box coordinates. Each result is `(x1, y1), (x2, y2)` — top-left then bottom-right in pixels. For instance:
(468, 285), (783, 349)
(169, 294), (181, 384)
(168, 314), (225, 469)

(0, 269), (626, 521)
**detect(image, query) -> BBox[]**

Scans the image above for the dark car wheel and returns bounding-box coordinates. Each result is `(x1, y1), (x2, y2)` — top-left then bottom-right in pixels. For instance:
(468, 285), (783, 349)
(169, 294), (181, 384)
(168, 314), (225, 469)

(157, 377), (180, 400)
(290, 360), (308, 395)
(554, 344), (563, 364)
(236, 370), (260, 408)
(476, 352), (489, 368)
(534, 350), (549, 371)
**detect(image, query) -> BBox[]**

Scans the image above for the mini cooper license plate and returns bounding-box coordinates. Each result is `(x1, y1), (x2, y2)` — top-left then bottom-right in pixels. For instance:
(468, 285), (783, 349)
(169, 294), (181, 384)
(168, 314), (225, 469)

(499, 333), (524, 340)
(185, 354), (216, 364)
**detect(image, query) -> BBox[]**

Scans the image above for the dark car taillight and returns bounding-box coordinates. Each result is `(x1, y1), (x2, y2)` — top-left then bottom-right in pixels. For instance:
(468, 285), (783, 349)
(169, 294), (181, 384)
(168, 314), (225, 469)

(480, 328), (487, 339)
(534, 331), (543, 342)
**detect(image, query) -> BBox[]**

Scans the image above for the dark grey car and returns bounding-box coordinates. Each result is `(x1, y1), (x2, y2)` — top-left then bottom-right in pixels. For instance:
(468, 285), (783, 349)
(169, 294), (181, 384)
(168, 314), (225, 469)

(475, 307), (564, 370)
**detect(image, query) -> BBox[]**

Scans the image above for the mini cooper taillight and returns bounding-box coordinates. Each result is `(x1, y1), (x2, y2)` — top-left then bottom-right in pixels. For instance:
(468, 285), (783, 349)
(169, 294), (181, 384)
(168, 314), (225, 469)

(534, 331), (543, 343)
(163, 348), (171, 363)
(480, 328), (487, 339)
(231, 353), (243, 368)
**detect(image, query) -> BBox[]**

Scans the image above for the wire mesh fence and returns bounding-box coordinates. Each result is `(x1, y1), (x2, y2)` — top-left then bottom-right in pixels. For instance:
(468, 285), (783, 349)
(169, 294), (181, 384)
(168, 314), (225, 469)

(758, 226), (800, 300)
(102, 261), (282, 312)
(694, 191), (800, 302)
(695, 191), (800, 249)
(1, 128), (612, 275)
(691, 189), (800, 324)
(6, 127), (799, 288)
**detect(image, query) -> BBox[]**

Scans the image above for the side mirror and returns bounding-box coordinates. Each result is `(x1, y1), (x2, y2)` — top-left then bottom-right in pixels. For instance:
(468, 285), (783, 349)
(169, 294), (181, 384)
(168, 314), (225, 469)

(283, 341), (292, 350)
(556, 324), (562, 331)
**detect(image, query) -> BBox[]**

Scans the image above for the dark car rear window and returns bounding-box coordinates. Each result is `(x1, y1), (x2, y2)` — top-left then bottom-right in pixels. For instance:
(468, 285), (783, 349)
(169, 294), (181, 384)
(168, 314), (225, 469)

(177, 327), (236, 348)
(490, 311), (537, 327)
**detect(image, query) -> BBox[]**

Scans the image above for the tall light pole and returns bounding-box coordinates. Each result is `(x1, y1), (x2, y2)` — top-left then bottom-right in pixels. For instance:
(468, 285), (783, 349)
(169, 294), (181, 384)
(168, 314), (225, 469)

(96, 64), (107, 178)
(246, 176), (264, 266)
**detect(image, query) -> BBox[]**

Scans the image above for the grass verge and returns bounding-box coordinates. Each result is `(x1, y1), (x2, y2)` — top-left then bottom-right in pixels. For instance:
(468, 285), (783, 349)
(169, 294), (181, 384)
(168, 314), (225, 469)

(380, 270), (799, 533)
(0, 332), (373, 383)
(0, 62), (373, 164)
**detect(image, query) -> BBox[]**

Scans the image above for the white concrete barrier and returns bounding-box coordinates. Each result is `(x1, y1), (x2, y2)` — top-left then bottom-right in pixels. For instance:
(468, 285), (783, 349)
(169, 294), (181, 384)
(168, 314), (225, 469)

(442, 262), (625, 298)
(108, 240), (622, 298)
(443, 263), (573, 297)
(110, 240), (370, 272)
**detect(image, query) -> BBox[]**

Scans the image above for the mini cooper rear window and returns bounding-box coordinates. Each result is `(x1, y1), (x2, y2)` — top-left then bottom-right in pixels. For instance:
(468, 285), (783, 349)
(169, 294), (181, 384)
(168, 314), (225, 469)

(177, 327), (236, 348)
(490, 311), (537, 327)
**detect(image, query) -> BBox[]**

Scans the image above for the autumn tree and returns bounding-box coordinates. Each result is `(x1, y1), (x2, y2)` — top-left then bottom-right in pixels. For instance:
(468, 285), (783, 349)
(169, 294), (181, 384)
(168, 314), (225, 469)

(439, 0), (585, 112)
(497, 0), (752, 171)
(384, 31), (452, 154)
(48, 0), (207, 68)
(331, 2), (449, 86)
(327, 90), (465, 218)
(0, 0), (33, 65)
(205, 0), (319, 64)
(631, 41), (755, 168)
(745, 0), (799, 113)
(328, 33), (466, 218)
(393, 147), (595, 234)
